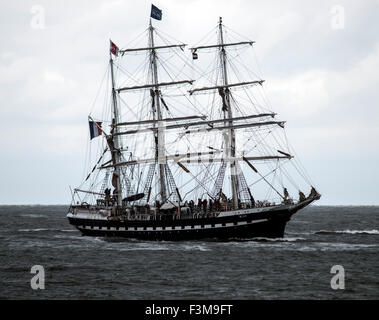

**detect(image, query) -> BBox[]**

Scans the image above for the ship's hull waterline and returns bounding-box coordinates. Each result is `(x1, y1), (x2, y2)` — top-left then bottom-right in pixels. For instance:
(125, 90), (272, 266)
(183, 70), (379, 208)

(67, 198), (316, 241)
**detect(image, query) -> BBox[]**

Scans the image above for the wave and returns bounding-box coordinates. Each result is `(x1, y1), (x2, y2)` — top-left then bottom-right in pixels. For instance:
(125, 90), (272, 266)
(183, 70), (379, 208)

(105, 245), (171, 252)
(250, 237), (306, 242)
(53, 235), (105, 242)
(225, 236), (306, 243)
(18, 228), (51, 232)
(179, 244), (211, 251)
(296, 243), (379, 252)
(19, 214), (49, 218)
(220, 240), (379, 252)
(18, 228), (77, 233)
(104, 242), (211, 252)
(315, 229), (379, 235)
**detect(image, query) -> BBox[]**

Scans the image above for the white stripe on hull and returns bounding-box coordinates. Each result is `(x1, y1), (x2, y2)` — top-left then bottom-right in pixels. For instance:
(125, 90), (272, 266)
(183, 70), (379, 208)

(75, 218), (268, 233)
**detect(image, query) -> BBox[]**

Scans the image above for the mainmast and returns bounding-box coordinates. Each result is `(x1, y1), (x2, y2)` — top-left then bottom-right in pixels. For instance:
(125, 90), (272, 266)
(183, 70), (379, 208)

(218, 17), (239, 209)
(109, 53), (122, 206)
(149, 20), (167, 203)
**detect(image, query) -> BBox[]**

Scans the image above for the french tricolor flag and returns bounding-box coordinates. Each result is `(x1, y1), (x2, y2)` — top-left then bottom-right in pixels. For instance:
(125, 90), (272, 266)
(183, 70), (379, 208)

(89, 121), (102, 140)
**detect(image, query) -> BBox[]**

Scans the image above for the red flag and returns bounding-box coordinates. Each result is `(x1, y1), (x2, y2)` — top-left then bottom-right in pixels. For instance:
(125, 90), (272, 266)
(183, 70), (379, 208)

(110, 40), (119, 56)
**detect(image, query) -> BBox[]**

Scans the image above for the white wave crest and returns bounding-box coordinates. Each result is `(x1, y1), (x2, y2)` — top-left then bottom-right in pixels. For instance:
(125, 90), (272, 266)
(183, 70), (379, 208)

(20, 214), (48, 218)
(18, 228), (50, 232)
(316, 229), (379, 235)
(251, 237), (306, 242)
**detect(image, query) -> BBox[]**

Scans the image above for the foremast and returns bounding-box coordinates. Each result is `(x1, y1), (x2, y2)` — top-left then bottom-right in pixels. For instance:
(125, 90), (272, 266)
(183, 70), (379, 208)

(109, 52), (122, 206)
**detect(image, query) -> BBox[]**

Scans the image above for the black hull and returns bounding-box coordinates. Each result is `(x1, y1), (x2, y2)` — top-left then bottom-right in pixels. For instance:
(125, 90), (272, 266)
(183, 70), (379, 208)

(73, 216), (289, 241)
(65, 199), (318, 240)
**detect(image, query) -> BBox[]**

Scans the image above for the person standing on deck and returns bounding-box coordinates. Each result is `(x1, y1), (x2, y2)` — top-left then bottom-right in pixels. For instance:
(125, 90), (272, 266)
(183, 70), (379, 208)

(202, 199), (208, 214)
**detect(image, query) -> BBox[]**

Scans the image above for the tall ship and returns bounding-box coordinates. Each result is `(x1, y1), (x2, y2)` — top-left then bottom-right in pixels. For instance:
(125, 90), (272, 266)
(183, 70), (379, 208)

(67, 6), (321, 240)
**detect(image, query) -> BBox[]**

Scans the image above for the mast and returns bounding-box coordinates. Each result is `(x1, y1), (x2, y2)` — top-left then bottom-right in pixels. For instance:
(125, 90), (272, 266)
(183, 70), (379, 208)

(109, 53), (122, 206)
(219, 17), (239, 209)
(149, 19), (167, 203)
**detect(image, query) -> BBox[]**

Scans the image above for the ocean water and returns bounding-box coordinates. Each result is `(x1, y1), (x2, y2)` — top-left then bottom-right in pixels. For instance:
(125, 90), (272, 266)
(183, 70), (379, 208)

(0, 205), (378, 299)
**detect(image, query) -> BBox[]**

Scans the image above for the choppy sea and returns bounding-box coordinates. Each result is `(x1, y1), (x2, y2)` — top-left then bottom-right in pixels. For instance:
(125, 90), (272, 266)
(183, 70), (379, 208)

(0, 205), (378, 299)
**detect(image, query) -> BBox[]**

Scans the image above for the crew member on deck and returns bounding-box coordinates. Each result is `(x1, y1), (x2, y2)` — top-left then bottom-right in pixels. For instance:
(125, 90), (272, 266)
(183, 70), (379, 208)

(105, 188), (111, 206)
(112, 188), (118, 203)
(202, 199), (208, 213)
(209, 199), (213, 212)
(197, 199), (202, 211)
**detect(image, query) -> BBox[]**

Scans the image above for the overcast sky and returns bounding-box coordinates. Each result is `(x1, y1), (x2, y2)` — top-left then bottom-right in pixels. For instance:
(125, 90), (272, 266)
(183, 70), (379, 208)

(1, 0), (378, 205)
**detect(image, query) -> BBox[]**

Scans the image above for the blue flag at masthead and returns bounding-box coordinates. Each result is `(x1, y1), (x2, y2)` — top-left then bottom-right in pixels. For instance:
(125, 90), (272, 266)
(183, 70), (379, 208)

(151, 4), (162, 20)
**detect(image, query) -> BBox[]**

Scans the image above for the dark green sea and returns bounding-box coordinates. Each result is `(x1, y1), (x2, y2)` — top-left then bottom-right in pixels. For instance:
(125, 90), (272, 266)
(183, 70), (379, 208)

(0, 205), (378, 299)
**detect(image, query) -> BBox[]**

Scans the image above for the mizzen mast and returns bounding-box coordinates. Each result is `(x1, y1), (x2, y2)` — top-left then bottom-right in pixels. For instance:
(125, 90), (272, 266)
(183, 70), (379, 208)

(190, 17), (260, 209)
